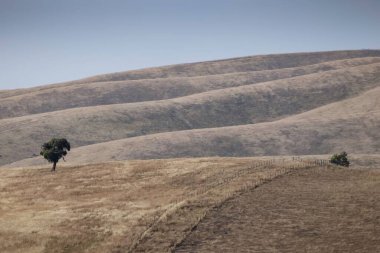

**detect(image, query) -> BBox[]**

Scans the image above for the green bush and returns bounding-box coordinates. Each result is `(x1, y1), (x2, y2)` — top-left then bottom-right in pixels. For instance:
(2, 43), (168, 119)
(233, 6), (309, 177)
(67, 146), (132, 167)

(329, 151), (350, 167)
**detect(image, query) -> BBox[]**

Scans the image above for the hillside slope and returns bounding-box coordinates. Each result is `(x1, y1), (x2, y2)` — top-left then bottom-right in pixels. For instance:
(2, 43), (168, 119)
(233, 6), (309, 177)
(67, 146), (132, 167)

(69, 49), (380, 83)
(1, 50), (380, 167)
(1, 50), (379, 101)
(1, 57), (379, 119)
(1, 62), (380, 165)
(8, 86), (380, 167)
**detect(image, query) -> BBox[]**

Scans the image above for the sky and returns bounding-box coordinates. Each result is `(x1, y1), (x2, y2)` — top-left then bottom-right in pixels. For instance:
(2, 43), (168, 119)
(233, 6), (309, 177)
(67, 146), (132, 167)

(1, 0), (379, 89)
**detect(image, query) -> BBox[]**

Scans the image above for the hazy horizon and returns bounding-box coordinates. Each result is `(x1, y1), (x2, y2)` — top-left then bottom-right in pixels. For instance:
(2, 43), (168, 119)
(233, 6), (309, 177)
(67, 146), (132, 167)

(1, 0), (380, 90)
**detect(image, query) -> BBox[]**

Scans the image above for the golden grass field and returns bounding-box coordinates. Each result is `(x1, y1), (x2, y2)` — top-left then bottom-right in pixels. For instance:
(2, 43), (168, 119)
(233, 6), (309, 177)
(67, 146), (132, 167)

(175, 164), (380, 253)
(0, 157), (296, 252)
(0, 157), (379, 253)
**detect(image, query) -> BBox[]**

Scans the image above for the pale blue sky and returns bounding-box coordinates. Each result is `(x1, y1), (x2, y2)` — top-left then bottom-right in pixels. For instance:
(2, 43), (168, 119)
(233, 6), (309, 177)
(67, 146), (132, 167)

(1, 0), (379, 89)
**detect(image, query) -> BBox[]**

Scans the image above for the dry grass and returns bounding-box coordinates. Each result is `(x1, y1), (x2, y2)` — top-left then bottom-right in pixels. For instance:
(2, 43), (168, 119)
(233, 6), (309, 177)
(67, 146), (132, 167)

(0, 157), (309, 253)
(1, 157), (378, 252)
(175, 166), (380, 253)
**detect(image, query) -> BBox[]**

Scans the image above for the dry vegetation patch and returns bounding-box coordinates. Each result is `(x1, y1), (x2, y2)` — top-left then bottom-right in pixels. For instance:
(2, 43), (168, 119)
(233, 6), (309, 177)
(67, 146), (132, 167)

(0, 157), (309, 253)
(175, 167), (380, 253)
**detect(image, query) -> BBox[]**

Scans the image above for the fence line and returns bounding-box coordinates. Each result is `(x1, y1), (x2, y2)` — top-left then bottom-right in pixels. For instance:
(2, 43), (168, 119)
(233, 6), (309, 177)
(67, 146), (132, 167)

(175, 157), (331, 203)
(129, 157), (332, 252)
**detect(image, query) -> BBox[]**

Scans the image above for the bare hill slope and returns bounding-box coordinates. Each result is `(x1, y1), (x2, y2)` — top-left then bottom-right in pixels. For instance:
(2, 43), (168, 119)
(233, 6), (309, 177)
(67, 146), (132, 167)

(1, 50), (379, 101)
(1, 57), (379, 119)
(7, 86), (380, 167)
(69, 49), (380, 83)
(1, 50), (380, 167)
(1, 62), (380, 165)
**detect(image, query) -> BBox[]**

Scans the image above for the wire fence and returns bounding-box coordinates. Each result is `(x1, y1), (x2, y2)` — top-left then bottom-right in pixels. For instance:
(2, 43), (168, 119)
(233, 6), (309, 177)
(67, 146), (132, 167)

(185, 157), (331, 199)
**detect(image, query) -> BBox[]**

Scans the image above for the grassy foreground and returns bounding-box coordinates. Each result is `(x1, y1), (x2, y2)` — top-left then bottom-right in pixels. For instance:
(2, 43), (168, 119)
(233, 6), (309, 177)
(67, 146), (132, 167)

(0, 157), (378, 252)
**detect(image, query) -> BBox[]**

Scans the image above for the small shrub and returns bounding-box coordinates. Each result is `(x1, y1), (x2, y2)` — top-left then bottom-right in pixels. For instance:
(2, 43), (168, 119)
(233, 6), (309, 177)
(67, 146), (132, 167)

(330, 151), (350, 167)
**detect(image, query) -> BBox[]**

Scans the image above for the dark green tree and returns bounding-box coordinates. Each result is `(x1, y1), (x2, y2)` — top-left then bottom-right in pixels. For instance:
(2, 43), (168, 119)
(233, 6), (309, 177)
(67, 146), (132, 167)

(329, 151), (350, 167)
(40, 138), (71, 172)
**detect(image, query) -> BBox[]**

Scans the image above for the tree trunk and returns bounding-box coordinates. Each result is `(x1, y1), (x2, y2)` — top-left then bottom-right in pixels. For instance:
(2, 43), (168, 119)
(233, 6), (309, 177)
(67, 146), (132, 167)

(51, 162), (57, 172)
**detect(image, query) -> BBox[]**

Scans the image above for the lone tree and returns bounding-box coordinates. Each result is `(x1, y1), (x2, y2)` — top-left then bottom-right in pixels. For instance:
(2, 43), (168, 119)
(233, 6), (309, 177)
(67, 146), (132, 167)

(40, 138), (71, 172)
(330, 151), (350, 167)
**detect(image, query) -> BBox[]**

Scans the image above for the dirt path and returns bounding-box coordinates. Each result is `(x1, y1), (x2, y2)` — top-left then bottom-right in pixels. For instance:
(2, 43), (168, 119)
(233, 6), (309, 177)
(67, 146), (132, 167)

(175, 167), (380, 253)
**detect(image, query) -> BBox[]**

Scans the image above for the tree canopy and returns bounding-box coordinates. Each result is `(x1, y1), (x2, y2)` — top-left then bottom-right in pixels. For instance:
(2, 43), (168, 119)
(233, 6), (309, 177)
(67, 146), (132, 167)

(40, 138), (71, 171)
(329, 151), (350, 167)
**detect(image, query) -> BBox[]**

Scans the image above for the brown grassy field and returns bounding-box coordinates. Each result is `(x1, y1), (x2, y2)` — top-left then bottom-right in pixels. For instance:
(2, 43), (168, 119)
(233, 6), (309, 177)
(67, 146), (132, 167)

(0, 157), (379, 253)
(0, 157), (305, 253)
(175, 166), (380, 253)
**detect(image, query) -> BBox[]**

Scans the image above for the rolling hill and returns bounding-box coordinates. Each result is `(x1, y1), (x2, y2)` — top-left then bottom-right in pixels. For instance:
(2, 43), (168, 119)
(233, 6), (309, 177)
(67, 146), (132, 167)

(1, 50), (380, 167)
(1, 56), (380, 119)
(1, 50), (380, 253)
(7, 85), (379, 167)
